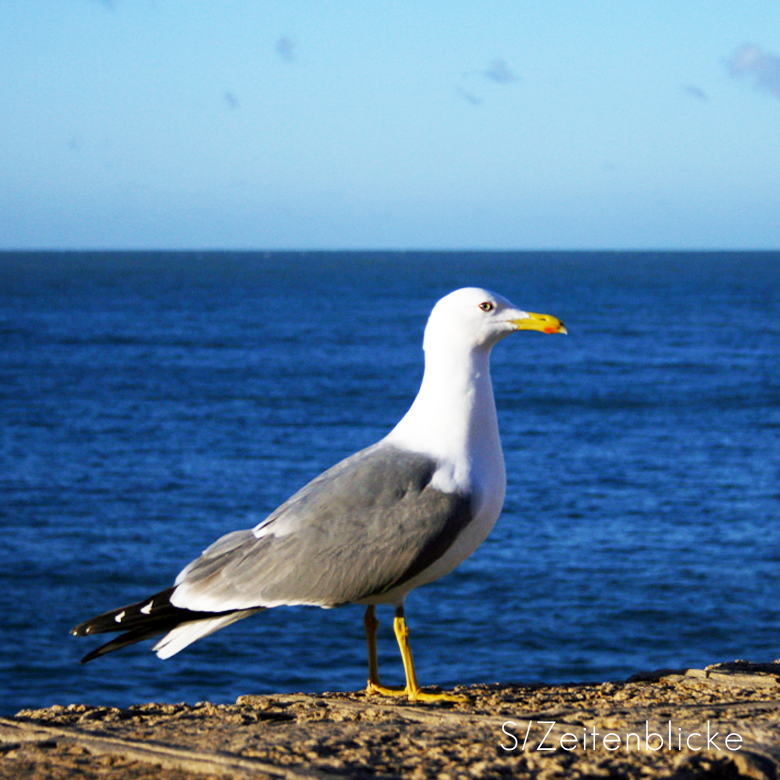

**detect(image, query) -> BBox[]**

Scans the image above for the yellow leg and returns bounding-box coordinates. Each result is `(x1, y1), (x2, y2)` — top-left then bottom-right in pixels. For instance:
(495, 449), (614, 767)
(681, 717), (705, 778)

(364, 605), (405, 696)
(363, 605), (466, 703)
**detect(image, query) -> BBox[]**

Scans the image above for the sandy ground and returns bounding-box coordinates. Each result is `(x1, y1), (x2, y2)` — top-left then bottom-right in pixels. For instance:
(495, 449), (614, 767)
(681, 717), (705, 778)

(3, 661), (780, 779)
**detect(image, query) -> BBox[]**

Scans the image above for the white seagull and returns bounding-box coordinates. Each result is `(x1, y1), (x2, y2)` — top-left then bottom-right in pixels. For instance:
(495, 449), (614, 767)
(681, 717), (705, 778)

(72, 288), (566, 702)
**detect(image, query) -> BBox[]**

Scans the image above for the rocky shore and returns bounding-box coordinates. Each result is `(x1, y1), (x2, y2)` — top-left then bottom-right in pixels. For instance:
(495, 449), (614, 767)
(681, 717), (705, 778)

(3, 661), (780, 779)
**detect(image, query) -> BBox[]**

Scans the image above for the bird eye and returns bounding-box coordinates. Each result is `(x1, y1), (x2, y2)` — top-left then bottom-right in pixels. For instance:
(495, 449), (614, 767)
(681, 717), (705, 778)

(478, 301), (494, 312)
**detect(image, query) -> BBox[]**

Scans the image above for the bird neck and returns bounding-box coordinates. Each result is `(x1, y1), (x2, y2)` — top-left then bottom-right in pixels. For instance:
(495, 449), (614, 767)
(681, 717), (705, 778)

(386, 345), (502, 469)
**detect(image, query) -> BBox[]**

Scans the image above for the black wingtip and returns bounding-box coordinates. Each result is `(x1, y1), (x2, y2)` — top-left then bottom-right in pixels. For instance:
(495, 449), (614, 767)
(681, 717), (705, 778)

(71, 587), (240, 662)
(79, 647), (104, 664)
(71, 620), (99, 637)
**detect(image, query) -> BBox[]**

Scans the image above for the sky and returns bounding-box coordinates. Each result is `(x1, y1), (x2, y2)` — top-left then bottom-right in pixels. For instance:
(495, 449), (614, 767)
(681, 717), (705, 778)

(2, 1), (780, 250)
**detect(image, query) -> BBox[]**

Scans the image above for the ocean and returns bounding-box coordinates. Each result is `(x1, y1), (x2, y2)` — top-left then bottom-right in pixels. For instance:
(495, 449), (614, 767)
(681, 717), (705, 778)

(1, 251), (778, 716)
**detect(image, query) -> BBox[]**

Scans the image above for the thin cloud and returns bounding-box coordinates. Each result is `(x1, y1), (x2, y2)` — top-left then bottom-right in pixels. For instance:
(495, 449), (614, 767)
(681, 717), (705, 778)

(456, 86), (483, 106)
(726, 43), (780, 100)
(462, 58), (519, 85)
(276, 36), (296, 63)
(456, 58), (517, 105)
(484, 59), (518, 84)
(683, 85), (708, 100)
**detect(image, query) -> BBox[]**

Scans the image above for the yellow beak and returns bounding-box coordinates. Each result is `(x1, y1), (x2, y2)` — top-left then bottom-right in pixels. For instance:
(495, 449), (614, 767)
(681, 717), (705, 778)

(511, 312), (568, 335)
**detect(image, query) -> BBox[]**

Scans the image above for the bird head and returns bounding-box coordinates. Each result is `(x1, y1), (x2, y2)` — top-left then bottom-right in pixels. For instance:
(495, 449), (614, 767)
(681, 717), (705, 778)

(423, 287), (567, 354)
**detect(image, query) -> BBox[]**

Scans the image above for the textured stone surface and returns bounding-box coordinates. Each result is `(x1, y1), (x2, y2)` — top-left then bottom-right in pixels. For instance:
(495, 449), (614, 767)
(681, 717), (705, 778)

(3, 661), (780, 779)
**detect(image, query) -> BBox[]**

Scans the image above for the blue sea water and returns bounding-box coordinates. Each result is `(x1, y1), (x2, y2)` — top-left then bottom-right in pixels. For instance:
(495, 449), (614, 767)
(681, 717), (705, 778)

(1, 251), (778, 717)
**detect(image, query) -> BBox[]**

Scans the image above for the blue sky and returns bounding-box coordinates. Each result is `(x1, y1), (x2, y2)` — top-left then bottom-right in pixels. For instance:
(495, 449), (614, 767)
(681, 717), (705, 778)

(2, 1), (780, 250)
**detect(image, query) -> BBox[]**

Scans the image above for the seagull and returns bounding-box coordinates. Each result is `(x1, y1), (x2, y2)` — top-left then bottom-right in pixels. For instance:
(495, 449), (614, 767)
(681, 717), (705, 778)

(72, 288), (566, 702)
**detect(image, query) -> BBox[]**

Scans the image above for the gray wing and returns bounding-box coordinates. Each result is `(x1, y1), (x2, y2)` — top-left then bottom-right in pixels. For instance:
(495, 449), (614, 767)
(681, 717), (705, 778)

(170, 444), (474, 611)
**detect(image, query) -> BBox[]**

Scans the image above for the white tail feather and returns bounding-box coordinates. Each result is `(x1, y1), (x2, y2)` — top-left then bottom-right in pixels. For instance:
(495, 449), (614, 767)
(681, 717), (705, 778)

(152, 610), (258, 659)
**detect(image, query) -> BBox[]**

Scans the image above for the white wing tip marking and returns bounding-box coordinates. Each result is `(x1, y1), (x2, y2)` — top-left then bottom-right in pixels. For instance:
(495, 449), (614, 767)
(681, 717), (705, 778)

(114, 610), (126, 623)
